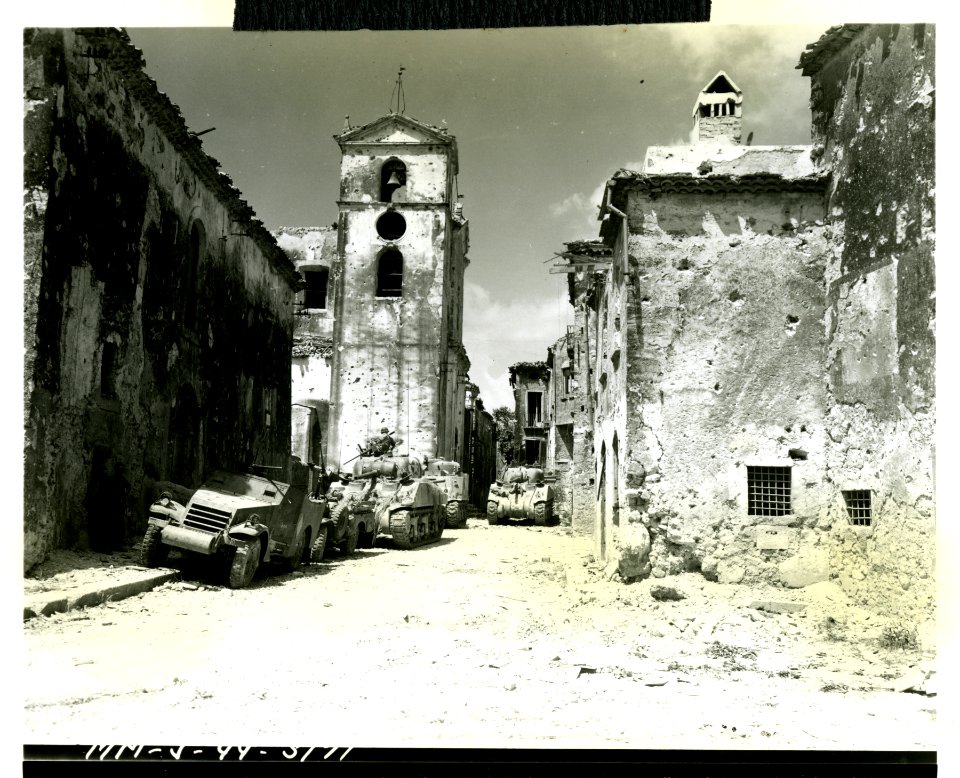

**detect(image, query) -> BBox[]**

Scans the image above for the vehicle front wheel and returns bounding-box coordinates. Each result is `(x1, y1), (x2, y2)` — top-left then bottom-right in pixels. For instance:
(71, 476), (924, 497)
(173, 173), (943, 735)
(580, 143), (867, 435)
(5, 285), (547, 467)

(310, 525), (329, 563)
(139, 525), (169, 568)
(487, 501), (499, 525)
(227, 538), (262, 589)
(342, 525), (358, 555)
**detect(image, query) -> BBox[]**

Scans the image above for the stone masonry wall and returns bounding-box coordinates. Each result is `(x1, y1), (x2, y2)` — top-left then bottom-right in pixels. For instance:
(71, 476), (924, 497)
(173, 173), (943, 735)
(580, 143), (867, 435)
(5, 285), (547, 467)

(329, 138), (459, 466)
(23, 29), (296, 570)
(620, 188), (831, 585)
(809, 24), (936, 617)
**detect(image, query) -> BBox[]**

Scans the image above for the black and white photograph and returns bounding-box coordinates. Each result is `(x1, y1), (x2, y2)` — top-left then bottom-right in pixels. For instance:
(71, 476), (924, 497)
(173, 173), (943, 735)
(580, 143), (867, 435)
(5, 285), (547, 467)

(16, 0), (947, 766)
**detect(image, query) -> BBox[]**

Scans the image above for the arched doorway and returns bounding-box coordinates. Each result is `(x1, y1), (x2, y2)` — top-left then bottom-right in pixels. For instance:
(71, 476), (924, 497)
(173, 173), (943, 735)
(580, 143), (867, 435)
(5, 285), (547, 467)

(170, 384), (200, 486)
(612, 433), (620, 529)
(598, 441), (607, 561)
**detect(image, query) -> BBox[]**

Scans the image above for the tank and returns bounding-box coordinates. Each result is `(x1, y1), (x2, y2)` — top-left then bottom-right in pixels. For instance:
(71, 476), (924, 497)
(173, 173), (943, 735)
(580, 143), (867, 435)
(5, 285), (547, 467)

(486, 466), (555, 526)
(327, 455), (444, 549)
(424, 458), (470, 529)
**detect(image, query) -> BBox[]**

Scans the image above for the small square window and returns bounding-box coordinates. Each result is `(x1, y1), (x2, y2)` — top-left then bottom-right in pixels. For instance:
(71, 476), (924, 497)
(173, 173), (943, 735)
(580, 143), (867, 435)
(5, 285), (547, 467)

(842, 490), (872, 526)
(747, 465), (791, 516)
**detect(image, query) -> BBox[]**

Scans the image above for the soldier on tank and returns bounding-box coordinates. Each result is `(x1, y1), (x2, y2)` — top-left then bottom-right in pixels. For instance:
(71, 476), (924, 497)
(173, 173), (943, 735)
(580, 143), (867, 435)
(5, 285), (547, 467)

(364, 427), (397, 457)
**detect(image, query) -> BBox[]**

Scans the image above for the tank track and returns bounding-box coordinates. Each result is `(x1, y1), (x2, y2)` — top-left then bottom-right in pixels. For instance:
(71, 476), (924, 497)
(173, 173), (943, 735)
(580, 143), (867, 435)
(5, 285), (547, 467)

(389, 507), (444, 549)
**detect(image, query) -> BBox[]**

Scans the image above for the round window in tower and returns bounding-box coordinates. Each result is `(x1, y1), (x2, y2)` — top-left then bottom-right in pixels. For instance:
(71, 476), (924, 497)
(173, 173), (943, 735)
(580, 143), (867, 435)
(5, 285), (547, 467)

(376, 210), (407, 241)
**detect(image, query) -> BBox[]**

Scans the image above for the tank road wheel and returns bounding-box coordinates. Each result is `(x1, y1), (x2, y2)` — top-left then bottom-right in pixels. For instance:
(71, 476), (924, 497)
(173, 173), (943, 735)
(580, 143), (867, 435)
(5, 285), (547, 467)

(139, 525), (169, 568)
(487, 501), (499, 526)
(534, 502), (548, 527)
(228, 537), (262, 589)
(445, 501), (463, 529)
(390, 509), (413, 549)
(435, 510), (445, 541)
(310, 525), (330, 563)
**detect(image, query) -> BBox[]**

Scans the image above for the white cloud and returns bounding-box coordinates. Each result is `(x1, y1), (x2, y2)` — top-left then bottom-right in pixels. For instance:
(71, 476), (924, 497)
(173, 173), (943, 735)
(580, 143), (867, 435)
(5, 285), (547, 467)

(463, 281), (573, 410)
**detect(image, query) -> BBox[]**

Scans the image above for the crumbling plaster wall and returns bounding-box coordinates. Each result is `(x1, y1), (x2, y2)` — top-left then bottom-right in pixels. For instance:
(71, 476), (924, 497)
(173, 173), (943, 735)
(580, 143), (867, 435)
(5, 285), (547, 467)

(810, 24), (936, 616)
(277, 228), (336, 409)
(332, 208), (448, 463)
(329, 133), (468, 466)
(613, 188), (832, 584)
(340, 145), (453, 204)
(23, 30), (295, 569)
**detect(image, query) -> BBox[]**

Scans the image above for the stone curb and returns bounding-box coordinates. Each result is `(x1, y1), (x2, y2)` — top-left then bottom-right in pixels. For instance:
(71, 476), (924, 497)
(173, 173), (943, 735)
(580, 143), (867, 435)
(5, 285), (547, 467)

(23, 569), (180, 621)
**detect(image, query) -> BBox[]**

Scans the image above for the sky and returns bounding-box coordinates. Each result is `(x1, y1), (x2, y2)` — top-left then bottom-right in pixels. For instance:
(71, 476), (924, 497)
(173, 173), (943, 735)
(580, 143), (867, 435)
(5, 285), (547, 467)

(124, 23), (823, 408)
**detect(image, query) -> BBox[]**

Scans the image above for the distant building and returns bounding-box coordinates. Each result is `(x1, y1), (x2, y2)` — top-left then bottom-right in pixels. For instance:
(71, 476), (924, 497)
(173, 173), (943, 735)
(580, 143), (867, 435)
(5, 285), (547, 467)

(508, 362), (550, 468)
(544, 240), (610, 533)
(326, 112), (471, 468)
(463, 382), (497, 508)
(23, 29), (300, 570)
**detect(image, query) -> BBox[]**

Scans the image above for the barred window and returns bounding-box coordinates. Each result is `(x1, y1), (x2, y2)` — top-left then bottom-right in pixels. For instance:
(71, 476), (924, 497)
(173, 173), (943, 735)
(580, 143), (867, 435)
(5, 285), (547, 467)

(842, 490), (872, 526)
(747, 466), (791, 516)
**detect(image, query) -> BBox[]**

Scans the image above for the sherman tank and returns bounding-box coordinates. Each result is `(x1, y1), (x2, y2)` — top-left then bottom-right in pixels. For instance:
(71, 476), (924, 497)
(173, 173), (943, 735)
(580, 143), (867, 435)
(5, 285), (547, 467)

(486, 466), (555, 526)
(327, 455), (444, 549)
(423, 458), (470, 529)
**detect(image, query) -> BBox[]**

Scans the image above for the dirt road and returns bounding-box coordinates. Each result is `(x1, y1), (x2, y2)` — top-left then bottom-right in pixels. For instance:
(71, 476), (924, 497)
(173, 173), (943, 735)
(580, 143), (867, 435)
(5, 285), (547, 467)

(23, 517), (937, 750)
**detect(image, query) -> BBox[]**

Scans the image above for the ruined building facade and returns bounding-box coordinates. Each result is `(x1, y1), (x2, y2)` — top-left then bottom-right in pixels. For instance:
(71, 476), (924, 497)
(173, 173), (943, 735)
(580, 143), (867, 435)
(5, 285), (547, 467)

(508, 362), (551, 469)
(543, 241), (611, 532)
(463, 382), (498, 508)
(23, 29), (300, 570)
(576, 25), (935, 618)
(799, 24), (935, 614)
(275, 225), (338, 468)
(325, 113), (470, 468)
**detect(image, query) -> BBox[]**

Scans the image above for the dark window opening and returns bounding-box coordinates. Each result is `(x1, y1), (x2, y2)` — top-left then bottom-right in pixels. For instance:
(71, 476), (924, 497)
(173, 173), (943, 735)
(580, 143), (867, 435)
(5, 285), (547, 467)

(302, 268), (329, 309)
(380, 159), (407, 202)
(843, 490), (872, 526)
(526, 391), (543, 425)
(747, 465), (791, 516)
(524, 439), (542, 466)
(100, 342), (119, 400)
(558, 425), (574, 460)
(376, 210), (407, 241)
(563, 368), (573, 395)
(376, 250), (403, 297)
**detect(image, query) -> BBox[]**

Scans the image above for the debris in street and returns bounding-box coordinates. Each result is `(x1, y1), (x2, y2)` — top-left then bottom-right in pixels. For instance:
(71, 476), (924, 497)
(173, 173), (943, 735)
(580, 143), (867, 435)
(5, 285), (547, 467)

(749, 600), (807, 614)
(650, 585), (686, 602)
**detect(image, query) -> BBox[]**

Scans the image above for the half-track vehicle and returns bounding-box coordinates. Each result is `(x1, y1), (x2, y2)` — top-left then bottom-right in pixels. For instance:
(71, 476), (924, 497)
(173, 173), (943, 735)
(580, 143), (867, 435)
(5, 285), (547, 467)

(139, 459), (327, 588)
(423, 458), (470, 529)
(326, 455), (444, 549)
(486, 466), (554, 526)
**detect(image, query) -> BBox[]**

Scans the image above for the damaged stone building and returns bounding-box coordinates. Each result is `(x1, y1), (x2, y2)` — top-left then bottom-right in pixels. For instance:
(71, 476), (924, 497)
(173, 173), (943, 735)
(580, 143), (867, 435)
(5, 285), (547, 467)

(23, 29), (301, 569)
(275, 225), (338, 467)
(275, 106), (497, 496)
(325, 112), (472, 468)
(463, 381), (498, 507)
(554, 24), (934, 617)
(546, 241), (612, 534)
(508, 362), (551, 469)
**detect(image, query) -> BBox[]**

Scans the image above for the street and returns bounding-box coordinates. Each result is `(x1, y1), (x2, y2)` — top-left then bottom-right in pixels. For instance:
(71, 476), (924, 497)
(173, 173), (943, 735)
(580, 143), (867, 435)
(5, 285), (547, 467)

(24, 517), (937, 750)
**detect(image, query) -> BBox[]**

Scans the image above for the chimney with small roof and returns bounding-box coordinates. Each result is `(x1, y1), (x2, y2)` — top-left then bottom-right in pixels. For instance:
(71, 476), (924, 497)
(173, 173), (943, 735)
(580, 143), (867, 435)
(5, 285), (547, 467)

(693, 71), (743, 144)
